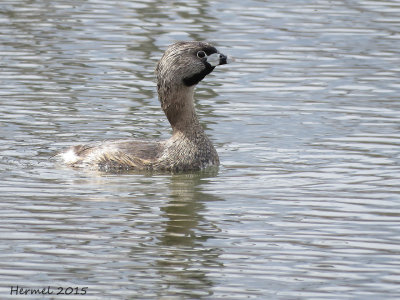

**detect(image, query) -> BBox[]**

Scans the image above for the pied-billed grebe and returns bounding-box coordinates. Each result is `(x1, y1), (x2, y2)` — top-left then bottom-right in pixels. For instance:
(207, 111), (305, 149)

(56, 41), (229, 172)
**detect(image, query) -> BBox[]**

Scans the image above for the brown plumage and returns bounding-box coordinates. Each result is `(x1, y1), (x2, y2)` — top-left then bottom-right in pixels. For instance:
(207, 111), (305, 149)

(55, 41), (229, 172)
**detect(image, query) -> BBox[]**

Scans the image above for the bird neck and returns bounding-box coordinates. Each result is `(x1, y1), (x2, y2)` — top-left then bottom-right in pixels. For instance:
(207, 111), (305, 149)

(159, 84), (205, 136)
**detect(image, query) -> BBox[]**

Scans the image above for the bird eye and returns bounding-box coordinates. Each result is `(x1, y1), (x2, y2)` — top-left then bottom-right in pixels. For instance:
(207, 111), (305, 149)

(197, 51), (206, 59)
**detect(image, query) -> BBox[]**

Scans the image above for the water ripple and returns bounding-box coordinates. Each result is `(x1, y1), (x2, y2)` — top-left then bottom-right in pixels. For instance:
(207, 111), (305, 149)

(1, 0), (400, 299)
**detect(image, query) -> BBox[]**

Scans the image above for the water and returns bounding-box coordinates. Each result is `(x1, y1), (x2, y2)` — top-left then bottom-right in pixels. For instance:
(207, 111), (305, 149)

(1, 0), (400, 298)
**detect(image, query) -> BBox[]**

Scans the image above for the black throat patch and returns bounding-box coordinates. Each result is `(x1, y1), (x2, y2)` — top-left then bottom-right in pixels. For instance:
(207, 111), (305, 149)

(182, 45), (219, 87)
(183, 64), (215, 87)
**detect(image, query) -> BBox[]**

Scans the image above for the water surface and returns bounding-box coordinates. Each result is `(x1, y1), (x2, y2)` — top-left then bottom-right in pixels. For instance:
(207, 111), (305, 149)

(1, 0), (400, 299)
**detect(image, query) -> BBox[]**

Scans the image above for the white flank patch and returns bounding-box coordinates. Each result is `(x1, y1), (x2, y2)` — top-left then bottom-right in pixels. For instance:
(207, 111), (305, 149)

(60, 148), (79, 164)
